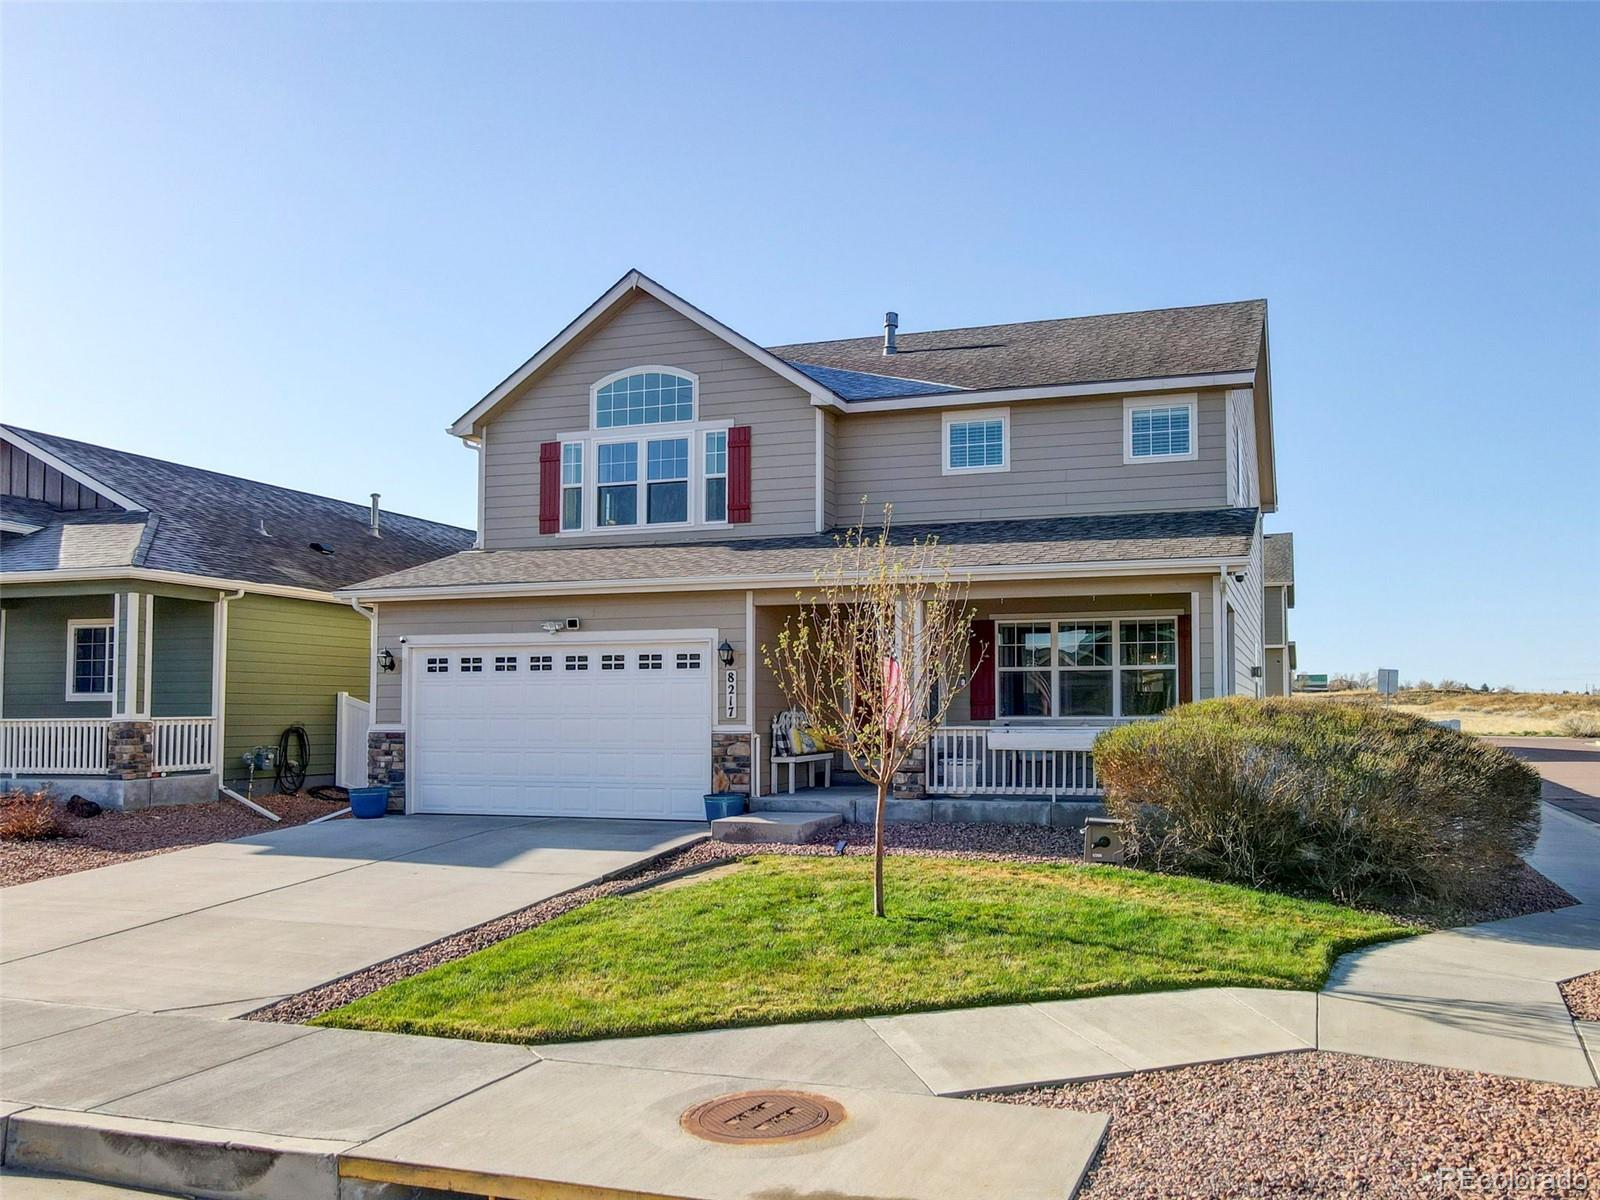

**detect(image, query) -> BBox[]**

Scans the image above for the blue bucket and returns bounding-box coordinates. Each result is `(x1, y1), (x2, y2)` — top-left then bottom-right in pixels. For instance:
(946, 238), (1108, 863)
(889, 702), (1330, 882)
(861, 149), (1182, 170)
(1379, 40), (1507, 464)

(704, 793), (748, 821)
(348, 786), (390, 820)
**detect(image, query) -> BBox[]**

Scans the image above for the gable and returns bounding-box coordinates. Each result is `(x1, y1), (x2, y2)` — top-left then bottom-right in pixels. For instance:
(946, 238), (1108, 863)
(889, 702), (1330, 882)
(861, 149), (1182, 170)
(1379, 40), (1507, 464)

(1, 437), (123, 513)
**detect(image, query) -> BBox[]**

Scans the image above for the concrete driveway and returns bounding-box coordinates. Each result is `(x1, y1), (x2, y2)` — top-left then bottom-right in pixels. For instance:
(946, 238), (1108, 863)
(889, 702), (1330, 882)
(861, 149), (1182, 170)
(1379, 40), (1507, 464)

(0, 815), (704, 1017)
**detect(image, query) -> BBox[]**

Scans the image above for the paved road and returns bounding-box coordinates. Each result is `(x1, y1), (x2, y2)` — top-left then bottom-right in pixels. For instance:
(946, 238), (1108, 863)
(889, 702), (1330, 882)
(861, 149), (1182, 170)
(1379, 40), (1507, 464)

(0, 814), (704, 1016)
(1489, 736), (1600, 824)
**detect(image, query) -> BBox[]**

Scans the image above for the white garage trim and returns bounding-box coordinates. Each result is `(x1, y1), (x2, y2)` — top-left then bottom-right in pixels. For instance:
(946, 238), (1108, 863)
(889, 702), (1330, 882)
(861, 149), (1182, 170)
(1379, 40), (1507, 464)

(402, 629), (718, 819)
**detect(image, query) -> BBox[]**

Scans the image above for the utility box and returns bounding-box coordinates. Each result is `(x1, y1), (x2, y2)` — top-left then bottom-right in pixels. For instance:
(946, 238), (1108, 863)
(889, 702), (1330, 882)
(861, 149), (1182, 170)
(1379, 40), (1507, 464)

(1084, 817), (1129, 866)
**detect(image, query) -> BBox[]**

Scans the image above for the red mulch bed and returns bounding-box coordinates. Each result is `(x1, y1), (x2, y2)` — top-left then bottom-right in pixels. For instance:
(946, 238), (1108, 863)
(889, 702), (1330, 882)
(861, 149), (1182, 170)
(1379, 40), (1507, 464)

(0, 793), (348, 886)
(1561, 970), (1600, 1023)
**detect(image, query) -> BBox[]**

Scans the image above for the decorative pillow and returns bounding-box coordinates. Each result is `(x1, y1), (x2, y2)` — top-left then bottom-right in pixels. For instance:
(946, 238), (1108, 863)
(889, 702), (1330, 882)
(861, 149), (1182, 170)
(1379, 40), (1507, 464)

(805, 726), (830, 751)
(794, 729), (817, 754)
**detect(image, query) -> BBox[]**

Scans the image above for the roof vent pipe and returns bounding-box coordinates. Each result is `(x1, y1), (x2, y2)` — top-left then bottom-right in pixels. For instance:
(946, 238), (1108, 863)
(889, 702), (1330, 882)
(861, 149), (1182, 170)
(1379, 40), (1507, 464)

(369, 493), (382, 538)
(882, 311), (898, 356)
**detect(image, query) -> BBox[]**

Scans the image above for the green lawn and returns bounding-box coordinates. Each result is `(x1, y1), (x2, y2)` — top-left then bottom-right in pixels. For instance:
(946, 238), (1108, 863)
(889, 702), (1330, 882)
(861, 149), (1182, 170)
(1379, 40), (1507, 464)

(317, 855), (1412, 1044)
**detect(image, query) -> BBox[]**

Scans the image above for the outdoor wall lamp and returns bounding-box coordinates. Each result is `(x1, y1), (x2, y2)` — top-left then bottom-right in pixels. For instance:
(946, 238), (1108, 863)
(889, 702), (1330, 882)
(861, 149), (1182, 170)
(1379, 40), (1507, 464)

(718, 640), (736, 667)
(377, 649), (396, 673)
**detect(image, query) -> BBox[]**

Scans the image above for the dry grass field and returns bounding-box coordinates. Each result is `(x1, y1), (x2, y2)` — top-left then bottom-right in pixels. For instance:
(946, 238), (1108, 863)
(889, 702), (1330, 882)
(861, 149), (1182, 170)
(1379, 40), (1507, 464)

(1300, 688), (1600, 737)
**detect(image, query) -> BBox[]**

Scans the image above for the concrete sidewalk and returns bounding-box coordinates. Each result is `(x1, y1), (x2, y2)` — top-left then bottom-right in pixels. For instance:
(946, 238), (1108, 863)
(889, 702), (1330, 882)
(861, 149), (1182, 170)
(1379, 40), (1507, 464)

(1, 815), (705, 1016)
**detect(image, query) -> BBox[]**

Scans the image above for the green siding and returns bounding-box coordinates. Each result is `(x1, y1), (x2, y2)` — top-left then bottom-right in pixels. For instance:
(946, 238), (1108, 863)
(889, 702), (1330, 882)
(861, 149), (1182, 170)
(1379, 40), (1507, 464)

(223, 594), (368, 787)
(2, 594), (116, 717)
(151, 597), (214, 717)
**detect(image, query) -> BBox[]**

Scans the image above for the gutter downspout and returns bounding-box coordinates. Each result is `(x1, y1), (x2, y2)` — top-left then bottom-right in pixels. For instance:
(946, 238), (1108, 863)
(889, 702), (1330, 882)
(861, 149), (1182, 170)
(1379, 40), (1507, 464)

(213, 588), (244, 795)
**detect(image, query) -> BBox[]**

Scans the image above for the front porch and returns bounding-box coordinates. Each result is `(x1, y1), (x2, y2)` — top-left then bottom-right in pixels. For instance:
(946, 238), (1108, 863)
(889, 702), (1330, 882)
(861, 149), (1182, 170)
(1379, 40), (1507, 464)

(1, 587), (221, 806)
(753, 576), (1223, 804)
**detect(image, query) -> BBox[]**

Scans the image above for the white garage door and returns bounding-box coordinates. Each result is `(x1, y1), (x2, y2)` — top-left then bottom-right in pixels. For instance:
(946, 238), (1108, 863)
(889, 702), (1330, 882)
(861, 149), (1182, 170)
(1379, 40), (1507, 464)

(409, 642), (711, 819)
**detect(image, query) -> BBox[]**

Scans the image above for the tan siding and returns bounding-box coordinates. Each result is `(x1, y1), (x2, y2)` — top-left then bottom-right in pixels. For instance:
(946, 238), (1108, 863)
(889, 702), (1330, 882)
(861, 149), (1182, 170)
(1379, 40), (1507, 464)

(223, 595), (369, 786)
(820, 409), (838, 529)
(830, 391), (1228, 526)
(1264, 584), (1288, 646)
(481, 294), (816, 548)
(1226, 516), (1265, 697)
(373, 591), (749, 726)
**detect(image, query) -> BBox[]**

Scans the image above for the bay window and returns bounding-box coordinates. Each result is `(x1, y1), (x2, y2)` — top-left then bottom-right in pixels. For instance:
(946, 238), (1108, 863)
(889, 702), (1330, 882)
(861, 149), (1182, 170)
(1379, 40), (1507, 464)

(995, 616), (1180, 718)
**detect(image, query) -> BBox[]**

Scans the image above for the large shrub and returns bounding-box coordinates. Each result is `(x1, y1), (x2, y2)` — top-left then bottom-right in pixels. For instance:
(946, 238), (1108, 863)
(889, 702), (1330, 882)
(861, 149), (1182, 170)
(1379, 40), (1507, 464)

(1093, 698), (1541, 906)
(0, 788), (68, 842)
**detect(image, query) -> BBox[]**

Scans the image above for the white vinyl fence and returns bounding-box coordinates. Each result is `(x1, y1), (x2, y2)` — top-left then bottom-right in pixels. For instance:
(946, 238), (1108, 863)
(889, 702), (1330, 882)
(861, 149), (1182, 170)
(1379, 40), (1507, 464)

(927, 727), (1101, 798)
(152, 717), (217, 773)
(0, 719), (111, 775)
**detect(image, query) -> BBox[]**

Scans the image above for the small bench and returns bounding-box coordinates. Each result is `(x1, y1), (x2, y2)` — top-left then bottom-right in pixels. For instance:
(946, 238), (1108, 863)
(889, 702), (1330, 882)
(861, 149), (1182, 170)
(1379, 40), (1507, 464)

(770, 709), (834, 795)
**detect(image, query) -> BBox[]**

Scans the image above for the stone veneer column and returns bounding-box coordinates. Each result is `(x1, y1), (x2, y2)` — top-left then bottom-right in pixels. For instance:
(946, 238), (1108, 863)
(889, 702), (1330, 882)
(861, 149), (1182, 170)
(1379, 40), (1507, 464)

(891, 744), (927, 800)
(106, 720), (154, 779)
(711, 733), (752, 795)
(367, 730), (406, 811)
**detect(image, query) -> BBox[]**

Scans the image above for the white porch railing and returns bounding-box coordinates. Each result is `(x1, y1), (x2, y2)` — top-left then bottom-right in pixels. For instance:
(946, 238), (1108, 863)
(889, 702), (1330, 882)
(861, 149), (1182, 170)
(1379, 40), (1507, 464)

(928, 726), (1102, 798)
(0, 719), (111, 775)
(152, 717), (216, 773)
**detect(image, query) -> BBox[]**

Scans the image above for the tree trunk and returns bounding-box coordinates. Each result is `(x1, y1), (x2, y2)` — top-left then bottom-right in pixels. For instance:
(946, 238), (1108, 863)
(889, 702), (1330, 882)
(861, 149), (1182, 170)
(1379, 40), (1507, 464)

(873, 780), (887, 918)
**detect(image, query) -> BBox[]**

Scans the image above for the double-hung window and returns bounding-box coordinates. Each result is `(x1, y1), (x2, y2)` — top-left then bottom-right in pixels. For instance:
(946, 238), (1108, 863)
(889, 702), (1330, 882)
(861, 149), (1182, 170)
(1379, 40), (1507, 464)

(943, 409), (1009, 474)
(1124, 395), (1197, 464)
(560, 443), (583, 531)
(646, 437), (689, 524)
(67, 620), (115, 700)
(703, 430), (728, 523)
(995, 616), (1180, 718)
(596, 442), (639, 526)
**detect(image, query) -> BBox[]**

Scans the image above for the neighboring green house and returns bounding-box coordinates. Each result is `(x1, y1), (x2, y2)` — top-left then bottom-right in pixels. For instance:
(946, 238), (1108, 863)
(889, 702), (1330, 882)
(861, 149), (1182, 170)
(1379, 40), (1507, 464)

(0, 425), (472, 807)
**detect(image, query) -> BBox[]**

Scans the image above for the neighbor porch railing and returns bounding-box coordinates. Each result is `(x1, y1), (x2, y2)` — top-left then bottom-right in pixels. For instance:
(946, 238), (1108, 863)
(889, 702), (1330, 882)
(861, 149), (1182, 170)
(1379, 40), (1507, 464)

(152, 717), (216, 773)
(0, 718), (111, 775)
(927, 726), (1103, 798)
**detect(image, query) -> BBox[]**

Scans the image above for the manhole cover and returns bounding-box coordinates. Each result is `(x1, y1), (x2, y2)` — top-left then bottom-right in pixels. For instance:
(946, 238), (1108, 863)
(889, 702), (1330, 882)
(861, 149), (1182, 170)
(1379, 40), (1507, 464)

(681, 1089), (846, 1145)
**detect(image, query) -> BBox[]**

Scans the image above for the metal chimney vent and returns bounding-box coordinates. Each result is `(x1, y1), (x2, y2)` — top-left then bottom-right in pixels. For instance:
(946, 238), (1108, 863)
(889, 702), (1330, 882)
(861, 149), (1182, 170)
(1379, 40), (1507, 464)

(882, 311), (898, 356)
(368, 493), (382, 538)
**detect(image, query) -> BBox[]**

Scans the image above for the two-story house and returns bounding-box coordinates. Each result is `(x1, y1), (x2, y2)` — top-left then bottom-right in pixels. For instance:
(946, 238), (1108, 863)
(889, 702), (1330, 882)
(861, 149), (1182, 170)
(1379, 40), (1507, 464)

(1263, 533), (1296, 696)
(343, 270), (1287, 819)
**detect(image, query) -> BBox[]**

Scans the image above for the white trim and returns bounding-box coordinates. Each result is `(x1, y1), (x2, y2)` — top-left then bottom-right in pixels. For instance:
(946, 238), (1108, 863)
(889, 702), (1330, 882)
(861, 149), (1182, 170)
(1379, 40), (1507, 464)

(0, 428), (147, 512)
(813, 409), (825, 533)
(467, 432), (486, 549)
(399, 627), (724, 742)
(744, 589), (755, 730)
(0, 567), (350, 604)
(141, 593), (154, 719)
(65, 618), (117, 702)
(340, 554), (1240, 602)
(992, 614), (1182, 720)
(1189, 587), (1201, 703)
(449, 271), (838, 436)
(811, 371), (1255, 415)
(556, 423), (732, 538)
(1122, 394), (1199, 465)
(0, 518), (41, 535)
(589, 365), (699, 430)
(212, 590), (241, 745)
(118, 594), (140, 717)
(941, 408), (1011, 476)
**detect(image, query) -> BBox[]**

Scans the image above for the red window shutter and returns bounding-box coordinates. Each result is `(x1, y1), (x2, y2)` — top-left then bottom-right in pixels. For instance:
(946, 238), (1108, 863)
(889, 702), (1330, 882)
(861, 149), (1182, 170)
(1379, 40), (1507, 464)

(1178, 614), (1193, 704)
(538, 441), (561, 535)
(968, 619), (996, 721)
(728, 426), (752, 523)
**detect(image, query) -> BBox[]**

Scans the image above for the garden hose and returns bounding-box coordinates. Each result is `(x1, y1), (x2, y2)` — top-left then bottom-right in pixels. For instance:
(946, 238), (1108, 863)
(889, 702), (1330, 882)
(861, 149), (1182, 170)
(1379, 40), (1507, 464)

(275, 724), (309, 795)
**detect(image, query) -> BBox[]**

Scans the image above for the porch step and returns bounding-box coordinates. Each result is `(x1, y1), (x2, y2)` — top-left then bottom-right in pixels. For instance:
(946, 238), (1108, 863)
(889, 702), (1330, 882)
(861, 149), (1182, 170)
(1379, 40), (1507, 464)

(710, 810), (843, 844)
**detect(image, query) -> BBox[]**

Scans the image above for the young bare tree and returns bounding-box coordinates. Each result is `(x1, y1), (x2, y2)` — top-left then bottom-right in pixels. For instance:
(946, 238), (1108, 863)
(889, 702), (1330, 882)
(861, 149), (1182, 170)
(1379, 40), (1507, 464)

(763, 506), (980, 917)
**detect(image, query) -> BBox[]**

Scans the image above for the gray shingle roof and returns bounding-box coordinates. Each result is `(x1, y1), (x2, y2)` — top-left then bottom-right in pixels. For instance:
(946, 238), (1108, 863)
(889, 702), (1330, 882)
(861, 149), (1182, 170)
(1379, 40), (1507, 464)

(1264, 532), (1295, 585)
(770, 300), (1265, 398)
(345, 508), (1259, 593)
(786, 362), (964, 400)
(1, 427), (474, 591)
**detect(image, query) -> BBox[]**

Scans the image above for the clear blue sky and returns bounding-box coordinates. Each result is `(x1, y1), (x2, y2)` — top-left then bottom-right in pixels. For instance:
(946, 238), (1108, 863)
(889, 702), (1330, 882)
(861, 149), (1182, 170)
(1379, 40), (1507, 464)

(4, 3), (1596, 690)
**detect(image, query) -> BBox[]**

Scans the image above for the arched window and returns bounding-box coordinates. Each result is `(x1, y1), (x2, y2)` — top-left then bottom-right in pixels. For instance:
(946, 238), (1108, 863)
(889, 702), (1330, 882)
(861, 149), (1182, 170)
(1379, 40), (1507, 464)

(592, 367), (696, 429)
